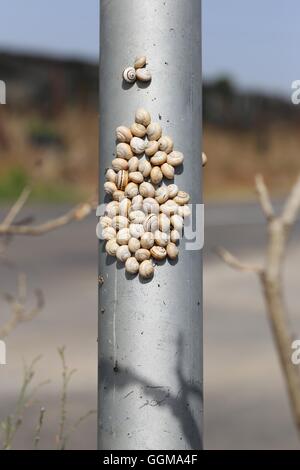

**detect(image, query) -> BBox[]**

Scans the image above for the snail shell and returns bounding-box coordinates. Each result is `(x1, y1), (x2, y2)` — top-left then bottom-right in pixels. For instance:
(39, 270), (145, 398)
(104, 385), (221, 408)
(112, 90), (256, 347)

(150, 166), (163, 185)
(104, 181), (117, 195)
(117, 228), (131, 245)
(145, 140), (159, 157)
(177, 205), (191, 218)
(128, 237), (141, 253)
(119, 198), (131, 217)
(128, 156), (139, 172)
(139, 182), (155, 198)
(170, 214), (184, 231)
(202, 152), (207, 167)
(129, 171), (144, 184)
(167, 184), (179, 198)
(130, 137), (147, 155)
(116, 143), (133, 160)
(125, 257), (140, 274)
(139, 260), (154, 279)
(135, 248), (151, 262)
(136, 68), (152, 82)
(154, 230), (169, 248)
(167, 242), (179, 260)
(129, 223), (145, 239)
(135, 108), (151, 127)
(111, 215), (129, 230)
(130, 123), (147, 138)
(134, 56), (147, 69)
(155, 186), (169, 204)
(159, 213), (171, 232)
(102, 226), (117, 241)
(116, 245), (131, 262)
(160, 200), (179, 216)
(173, 191), (190, 206)
(112, 158), (128, 172)
(140, 232), (155, 250)
(105, 238), (119, 256)
(138, 160), (152, 178)
(113, 190), (125, 202)
(105, 168), (117, 184)
(116, 170), (129, 191)
(167, 151), (184, 167)
(123, 66), (136, 83)
(124, 182), (139, 199)
(105, 201), (119, 218)
(100, 216), (113, 229)
(150, 246), (167, 261)
(170, 229), (181, 244)
(129, 210), (146, 224)
(143, 197), (160, 215)
(161, 162), (175, 180)
(158, 136), (174, 154)
(131, 194), (144, 211)
(150, 151), (167, 166)
(143, 214), (159, 232)
(116, 126), (132, 143)
(147, 122), (162, 141)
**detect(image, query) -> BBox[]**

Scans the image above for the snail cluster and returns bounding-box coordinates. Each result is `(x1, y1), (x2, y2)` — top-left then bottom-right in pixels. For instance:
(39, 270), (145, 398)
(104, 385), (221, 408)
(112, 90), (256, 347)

(101, 108), (191, 279)
(123, 56), (152, 84)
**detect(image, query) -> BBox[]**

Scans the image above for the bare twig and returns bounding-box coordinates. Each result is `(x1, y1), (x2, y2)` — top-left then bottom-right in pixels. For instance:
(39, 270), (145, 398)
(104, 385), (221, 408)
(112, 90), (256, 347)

(1, 187), (31, 228)
(33, 407), (46, 449)
(216, 247), (263, 274)
(218, 174), (300, 439)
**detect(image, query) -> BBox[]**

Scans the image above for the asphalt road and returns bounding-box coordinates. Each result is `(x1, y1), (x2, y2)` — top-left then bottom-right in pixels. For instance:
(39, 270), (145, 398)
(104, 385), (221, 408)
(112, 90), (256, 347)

(0, 202), (299, 449)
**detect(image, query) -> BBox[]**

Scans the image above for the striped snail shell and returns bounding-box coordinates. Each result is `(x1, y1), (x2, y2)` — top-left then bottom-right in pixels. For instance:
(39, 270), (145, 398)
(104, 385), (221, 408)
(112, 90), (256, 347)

(129, 223), (145, 239)
(143, 214), (159, 232)
(116, 126), (132, 143)
(130, 137), (147, 155)
(147, 122), (162, 141)
(143, 197), (160, 215)
(102, 226), (117, 241)
(129, 210), (146, 224)
(131, 195), (144, 211)
(150, 246), (167, 261)
(135, 108), (151, 127)
(100, 216), (113, 229)
(116, 170), (129, 191)
(119, 197), (131, 217)
(123, 67), (136, 83)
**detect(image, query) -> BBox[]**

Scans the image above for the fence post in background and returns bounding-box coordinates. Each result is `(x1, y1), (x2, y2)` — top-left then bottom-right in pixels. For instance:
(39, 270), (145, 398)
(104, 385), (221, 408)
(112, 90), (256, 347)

(99, 0), (202, 450)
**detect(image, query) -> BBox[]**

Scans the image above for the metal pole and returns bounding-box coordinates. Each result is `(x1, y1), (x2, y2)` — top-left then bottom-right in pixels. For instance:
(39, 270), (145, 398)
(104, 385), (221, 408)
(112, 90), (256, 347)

(99, 0), (202, 450)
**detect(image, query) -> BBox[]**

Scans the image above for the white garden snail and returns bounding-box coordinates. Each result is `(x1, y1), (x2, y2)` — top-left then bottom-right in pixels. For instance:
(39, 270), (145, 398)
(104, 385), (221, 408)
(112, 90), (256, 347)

(105, 238), (119, 256)
(136, 68), (152, 82)
(116, 143), (133, 160)
(125, 257), (139, 274)
(147, 122), (162, 141)
(135, 108), (151, 127)
(158, 136), (174, 154)
(131, 123), (147, 138)
(116, 245), (131, 262)
(134, 56), (147, 69)
(123, 57), (151, 86)
(130, 137), (147, 155)
(145, 140), (159, 157)
(123, 67), (136, 83)
(139, 260), (154, 279)
(116, 126), (132, 143)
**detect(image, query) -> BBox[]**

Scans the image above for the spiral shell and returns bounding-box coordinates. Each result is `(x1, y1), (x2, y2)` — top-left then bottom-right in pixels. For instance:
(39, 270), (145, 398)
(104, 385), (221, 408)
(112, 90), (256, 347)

(202, 152), (207, 167)
(161, 162), (175, 180)
(143, 214), (159, 232)
(135, 108), (151, 127)
(170, 214), (184, 231)
(130, 137), (147, 155)
(143, 197), (160, 215)
(167, 151), (184, 167)
(117, 228), (131, 245)
(129, 171), (144, 184)
(150, 151), (167, 166)
(129, 223), (145, 239)
(111, 215), (129, 230)
(128, 237), (141, 253)
(154, 230), (169, 247)
(116, 143), (133, 160)
(104, 181), (117, 195)
(128, 156), (139, 172)
(145, 140), (159, 157)
(129, 210), (146, 224)
(158, 136), (174, 154)
(112, 158), (128, 172)
(147, 122), (162, 141)
(173, 191), (190, 206)
(113, 190), (125, 202)
(123, 67), (136, 83)
(140, 232), (155, 250)
(139, 260), (154, 279)
(136, 68), (152, 82)
(131, 123), (147, 138)
(102, 226), (117, 241)
(150, 166), (163, 185)
(177, 205), (191, 218)
(167, 242), (179, 260)
(105, 168), (117, 184)
(134, 56), (147, 69)
(170, 229), (181, 244)
(155, 186), (169, 204)
(150, 246), (167, 261)
(105, 201), (119, 218)
(124, 182), (139, 199)
(160, 200), (178, 216)
(125, 257), (139, 274)
(131, 194), (144, 211)
(116, 170), (129, 191)
(99, 218), (112, 232)
(116, 126), (132, 143)
(139, 182), (155, 198)
(138, 160), (152, 178)
(167, 184), (178, 198)
(105, 238), (119, 256)
(116, 245), (131, 262)
(119, 198), (131, 217)
(159, 213), (171, 232)
(135, 249), (151, 263)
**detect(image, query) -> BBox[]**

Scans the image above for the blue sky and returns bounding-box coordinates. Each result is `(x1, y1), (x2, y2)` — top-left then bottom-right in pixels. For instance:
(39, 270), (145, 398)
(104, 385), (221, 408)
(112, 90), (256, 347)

(0, 0), (298, 96)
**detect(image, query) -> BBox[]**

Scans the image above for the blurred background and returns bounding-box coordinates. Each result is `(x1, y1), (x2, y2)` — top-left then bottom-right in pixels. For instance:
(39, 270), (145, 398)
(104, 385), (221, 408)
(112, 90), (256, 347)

(0, 0), (300, 450)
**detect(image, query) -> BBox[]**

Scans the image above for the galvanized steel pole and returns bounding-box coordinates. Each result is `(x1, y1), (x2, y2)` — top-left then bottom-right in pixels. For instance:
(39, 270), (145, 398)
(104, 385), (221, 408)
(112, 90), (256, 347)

(99, 0), (202, 450)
